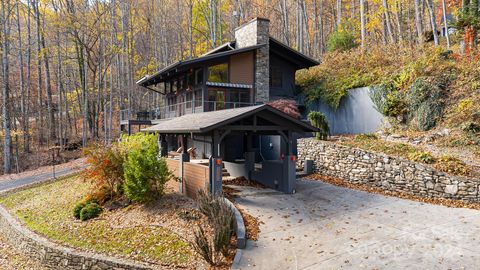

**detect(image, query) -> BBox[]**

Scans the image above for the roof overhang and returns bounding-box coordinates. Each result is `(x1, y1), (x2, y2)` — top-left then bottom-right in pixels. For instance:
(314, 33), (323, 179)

(137, 44), (265, 88)
(269, 37), (320, 69)
(142, 104), (318, 135)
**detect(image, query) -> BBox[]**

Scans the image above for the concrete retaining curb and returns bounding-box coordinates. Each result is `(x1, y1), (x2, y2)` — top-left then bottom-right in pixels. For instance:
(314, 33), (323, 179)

(223, 198), (247, 249)
(223, 198), (247, 270)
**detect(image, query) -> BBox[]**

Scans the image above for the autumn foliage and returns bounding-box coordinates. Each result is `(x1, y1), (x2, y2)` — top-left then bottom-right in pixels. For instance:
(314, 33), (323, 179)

(267, 99), (301, 119)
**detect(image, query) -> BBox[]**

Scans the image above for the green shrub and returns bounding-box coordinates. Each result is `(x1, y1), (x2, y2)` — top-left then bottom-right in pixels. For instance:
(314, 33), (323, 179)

(462, 122), (480, 134)
(370, 84), (408, 120)
(326, 29), (357, 52)
(354, 133), (378, 141)
(122, 133), (172, 203)
(408, 151), (436, 164)
(308, 111), (330, 140)
(406, 77), (446, 131)
(73, 202), (86, 219)
(79, 203), (102, 221)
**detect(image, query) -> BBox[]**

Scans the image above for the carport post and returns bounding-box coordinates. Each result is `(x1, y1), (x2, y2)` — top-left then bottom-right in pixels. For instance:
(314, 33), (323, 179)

(178, 135), (190, 194)
(282, 131), (296, 193)
(210, 130), (223, 195)
(159, 134), (168, 157)
(245, 133), (255, 180)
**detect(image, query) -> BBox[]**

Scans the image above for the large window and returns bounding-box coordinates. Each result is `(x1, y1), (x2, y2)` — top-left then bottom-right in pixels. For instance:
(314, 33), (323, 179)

(208, 63), (229, 83)
(230, 90), (250, 106)
(269, 66), (283, 88)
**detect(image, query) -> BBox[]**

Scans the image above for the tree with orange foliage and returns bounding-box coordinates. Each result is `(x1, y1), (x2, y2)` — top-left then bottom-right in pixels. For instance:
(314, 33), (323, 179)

(457, 0), (480, 54)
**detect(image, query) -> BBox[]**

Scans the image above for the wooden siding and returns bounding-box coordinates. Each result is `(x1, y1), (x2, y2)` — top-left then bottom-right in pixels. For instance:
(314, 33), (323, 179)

(229, 51), (254, 84)
(165, 158), (209, 199)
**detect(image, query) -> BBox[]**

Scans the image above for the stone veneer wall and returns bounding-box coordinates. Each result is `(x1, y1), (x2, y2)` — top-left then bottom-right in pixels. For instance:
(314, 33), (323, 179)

(234, 17), (270, 103)
(0, 204), (152, 270)
(297, 138), (480, 202)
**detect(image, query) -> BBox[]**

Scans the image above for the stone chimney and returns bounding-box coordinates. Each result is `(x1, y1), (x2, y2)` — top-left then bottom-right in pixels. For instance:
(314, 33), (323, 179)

(234, 17), (270, 103)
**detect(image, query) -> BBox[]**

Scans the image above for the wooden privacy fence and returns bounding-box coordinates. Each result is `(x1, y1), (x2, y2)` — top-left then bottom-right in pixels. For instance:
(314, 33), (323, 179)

(165, 158), (209, 199)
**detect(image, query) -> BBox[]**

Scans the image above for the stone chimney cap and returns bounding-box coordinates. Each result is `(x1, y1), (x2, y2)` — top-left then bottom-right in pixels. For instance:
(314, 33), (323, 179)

(234, 17), (270, 31)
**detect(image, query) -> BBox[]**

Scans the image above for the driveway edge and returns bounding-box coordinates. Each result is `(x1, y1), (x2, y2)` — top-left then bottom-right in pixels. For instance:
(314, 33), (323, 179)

(223, 198), (247, 270)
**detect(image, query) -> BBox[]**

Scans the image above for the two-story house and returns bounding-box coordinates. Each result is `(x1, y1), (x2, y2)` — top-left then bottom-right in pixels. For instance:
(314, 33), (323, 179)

(128, 17), (318, 160)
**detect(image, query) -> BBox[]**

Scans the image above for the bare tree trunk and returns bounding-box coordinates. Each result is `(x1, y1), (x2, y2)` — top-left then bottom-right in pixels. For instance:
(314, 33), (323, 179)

(15, 0), (27, 152)
(383, 0), (396, 43)
(1, 0), (12, 173)
(40, 10), (56, 140)
(279, 0), (290, 45)
(441, 0), (451, 48)
(360, 0), (366, 48)
(33, 0), (44, 144)
(395, 0), (404, 44)
(426, 0), (439, 45)
(25, 0), (32, 152)
(336, 0), (342, 27)
(414, 0), (424, 44)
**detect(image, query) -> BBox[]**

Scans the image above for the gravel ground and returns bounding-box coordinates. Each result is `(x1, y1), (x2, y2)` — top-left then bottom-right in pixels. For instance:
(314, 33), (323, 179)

(0, 235), (46, 270)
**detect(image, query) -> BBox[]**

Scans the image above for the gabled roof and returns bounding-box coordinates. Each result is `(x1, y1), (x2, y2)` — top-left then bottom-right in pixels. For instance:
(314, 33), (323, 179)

(137, 36), (319, 88)
(269, 37), (319, 68)
(137, 44), (264, 88)
(142, 104), (318, 134)
(201, 41), (236, 56)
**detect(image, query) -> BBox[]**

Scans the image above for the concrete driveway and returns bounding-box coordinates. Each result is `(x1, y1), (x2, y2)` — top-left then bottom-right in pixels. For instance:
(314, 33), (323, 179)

(233, 179), (480, 270)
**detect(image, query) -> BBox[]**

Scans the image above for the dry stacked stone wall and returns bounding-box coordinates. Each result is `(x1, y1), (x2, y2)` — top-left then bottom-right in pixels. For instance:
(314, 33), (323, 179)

(297, 138), (480, 202)
(0, 205), (152, 270)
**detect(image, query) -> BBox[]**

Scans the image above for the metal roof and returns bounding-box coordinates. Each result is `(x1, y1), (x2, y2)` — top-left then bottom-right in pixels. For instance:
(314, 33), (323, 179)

(142, 104), (318, 134)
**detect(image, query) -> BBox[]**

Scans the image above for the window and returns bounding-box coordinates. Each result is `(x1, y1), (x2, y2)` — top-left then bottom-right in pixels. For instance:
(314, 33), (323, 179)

(171, 80), (177, 92)
(194, 89), (202, 107)
(186, 92), (193, 108)
(208, 63), (229, 83)
(187, 72), (195, 88)
(195, 68), (203, 85)
(208, 89), (225, 110)
(167, 95), (176, 111)
(165, 81), (170, 93)
(269, 66), (282, 88)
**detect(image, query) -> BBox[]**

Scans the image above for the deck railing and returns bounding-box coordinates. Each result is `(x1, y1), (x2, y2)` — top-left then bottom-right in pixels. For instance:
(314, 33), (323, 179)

(120, 101), (253, 122)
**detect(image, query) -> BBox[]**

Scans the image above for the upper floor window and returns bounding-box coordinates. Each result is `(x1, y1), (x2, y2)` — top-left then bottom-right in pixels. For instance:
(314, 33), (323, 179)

(195, 68), (204, 85)
(208, 63), (229, 83)
(269, 66), (282, 88)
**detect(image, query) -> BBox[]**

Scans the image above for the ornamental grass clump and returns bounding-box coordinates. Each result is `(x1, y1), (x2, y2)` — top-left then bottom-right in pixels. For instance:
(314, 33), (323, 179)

(192, 190), (235, 266)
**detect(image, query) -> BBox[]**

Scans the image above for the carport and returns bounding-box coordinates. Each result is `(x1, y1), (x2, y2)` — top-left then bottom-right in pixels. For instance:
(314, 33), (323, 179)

(143, 104), (317, 195)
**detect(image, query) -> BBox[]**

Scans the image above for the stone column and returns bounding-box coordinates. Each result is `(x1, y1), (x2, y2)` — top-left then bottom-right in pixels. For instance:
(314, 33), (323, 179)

(234, 17), (270, 104)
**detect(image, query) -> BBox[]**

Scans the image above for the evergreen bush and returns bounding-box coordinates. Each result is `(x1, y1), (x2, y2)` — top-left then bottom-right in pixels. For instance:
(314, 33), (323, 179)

(79, 203), (103, 221)
(308, 111), (330, 140)
(122, 133), (172, 203)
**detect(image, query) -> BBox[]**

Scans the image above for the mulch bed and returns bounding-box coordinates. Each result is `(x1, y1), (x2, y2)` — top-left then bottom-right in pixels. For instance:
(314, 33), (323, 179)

(236, 207), (262, 241)
(307, 173), (480, 210)
(223, 177), (266, 189)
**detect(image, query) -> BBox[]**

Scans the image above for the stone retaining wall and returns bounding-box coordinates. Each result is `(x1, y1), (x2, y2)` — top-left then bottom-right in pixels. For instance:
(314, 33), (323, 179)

(297, 138), (480, 202)
(0, 201), (153, 270)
